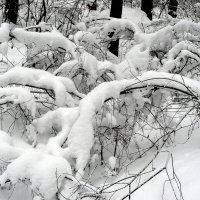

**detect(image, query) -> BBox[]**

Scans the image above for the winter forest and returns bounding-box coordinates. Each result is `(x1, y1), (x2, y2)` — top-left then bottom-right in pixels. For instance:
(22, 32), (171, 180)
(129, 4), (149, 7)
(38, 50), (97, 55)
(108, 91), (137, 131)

(0, 0), (200, 199)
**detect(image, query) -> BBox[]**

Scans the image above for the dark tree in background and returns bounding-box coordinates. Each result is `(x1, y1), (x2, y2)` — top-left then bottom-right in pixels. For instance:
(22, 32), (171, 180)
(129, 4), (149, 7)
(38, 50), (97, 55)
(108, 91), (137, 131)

(36, 0), (47, 24)
(141, 0), (153, 20)
(87, 0), (97, 11)
(108, 0), (123, 57)
(5, 0), (19, 24)
(168, 0), (178, 18)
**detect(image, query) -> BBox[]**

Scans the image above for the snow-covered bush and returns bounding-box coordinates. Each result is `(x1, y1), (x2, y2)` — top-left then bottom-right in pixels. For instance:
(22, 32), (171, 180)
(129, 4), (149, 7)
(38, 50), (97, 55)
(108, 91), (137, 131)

(1, 1), (200, 200)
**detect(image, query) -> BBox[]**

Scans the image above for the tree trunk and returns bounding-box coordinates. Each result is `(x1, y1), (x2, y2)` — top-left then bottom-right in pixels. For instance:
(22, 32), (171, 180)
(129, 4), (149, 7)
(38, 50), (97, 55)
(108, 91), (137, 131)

(36, 0), (47, 24)
(141, 0), (153, 20)
(87, 0), (97, 11)
(5, 0), (19, 24)
(168, 0), (178, 18)
(108, 0), (123, 57)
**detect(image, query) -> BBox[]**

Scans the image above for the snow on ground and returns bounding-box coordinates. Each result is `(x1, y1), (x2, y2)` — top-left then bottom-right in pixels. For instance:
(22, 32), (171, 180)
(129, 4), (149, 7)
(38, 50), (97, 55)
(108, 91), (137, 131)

(1, 115), (200, 200)
(130, 122), (200, 200)
(90, 115), (200, 200)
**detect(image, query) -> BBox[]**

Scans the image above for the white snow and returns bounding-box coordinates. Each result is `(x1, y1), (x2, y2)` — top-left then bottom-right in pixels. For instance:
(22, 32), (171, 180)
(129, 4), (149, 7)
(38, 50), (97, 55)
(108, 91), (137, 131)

(108, 156), (116, 170)
(1, 4), (200, 200)
(12, 27), (77, 58)
(30, 107), (79, 156)
(0, 86), (36, 117)
(99, 7), (151, 27)
(162, 41), (200, 72)
(102, 18), (141, 39)
(0, 66), (82, 106)
(74, 31), (96, 46)
(78, 49), (98, 84)
(0, 130), (24, 163)
(63, 70), (200, 181)
(0, 23), (10, 43)
(0, 150), (73, 200)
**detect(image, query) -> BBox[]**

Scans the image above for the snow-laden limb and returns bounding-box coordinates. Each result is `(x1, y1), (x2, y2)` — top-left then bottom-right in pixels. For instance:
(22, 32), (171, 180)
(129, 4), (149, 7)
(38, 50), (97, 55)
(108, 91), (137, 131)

(0, 86), (36, 117)
(62, 80), (136, 180)
(134, 20), (200, 53)
(102, 18), (141, 39)
(24, 21), (53, 32)
(114, 43), (150, 79)
(32, 107), (79, 135)
(105, 25), (173, 79)
(29, 107), (79, 156)
(53, 52), (99, 85)
(53, 60), (79, 76)
(135, 25), (173, 51)
(0, 23), (10, 56)
(141, 20), (200, 50)
(113, 19), (200, 78)
(46, 107), (79, 156)
(126, 44), (150, 71)
(63, 71), (200, 180)
(121, 71), (200, 98)
(164, 41), (200, 61)
(0, 130), (24, 163)
(66, 19), (200, 81)
(162, 41), (200, 73)
(25, 50), (55, 69)
(178, 32), (200, 42)
(98, 7), (151, 35)
(11, 27), (77, 58)
(0, 23), (10, 43)
(0, 150), (73, 200)
(78, 49), (99, 85)
(97, 60), (116, 77)
(174, 20), (200, 36)
(162, 50), (200, 74)
(96, 7), (151, 27)
(54, 52), (117, 83)
(0, 66), (83, 106)
(74, 31), (96, 46)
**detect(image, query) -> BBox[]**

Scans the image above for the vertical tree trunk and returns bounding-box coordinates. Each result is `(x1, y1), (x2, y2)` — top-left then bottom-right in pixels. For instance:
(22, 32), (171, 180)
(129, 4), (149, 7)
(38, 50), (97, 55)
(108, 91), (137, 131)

(168, 0), (178, 18)
(141, 0), (153, 20)
(87, 0), (97, 11)
(108, 0), (123, 57)
(5, 0), (19, 24)
(36, 0), (47, 24)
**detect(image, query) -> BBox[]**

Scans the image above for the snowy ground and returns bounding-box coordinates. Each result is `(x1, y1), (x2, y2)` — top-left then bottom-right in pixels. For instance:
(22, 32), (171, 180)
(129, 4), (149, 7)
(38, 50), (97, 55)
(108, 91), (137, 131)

(1, 115), (200, 200)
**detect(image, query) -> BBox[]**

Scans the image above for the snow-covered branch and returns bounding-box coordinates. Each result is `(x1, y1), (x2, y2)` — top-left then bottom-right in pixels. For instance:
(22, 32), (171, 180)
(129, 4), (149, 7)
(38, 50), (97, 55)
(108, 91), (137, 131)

(63, 71), (200, 180)
(0, 66), (84, 106)
(0, 86), (36, 117)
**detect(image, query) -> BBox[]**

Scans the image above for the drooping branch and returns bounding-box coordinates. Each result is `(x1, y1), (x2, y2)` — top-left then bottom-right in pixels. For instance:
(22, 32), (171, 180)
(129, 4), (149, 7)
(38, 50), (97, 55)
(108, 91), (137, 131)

(0, 67), (84, 107)
(63, 71), (200, 180)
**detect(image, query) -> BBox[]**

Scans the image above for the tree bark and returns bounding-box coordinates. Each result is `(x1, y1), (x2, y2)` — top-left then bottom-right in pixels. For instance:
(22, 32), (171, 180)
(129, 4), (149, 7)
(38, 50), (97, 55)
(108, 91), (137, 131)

(141, 0), (153, 20)
(87, 0), (97, 11)
(108, 0), (123, 57)
(168, 0), (178, 18)
(5, 0), (19, 24)
(36, 0), (47, 24)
